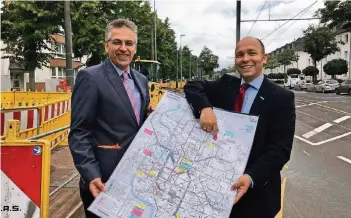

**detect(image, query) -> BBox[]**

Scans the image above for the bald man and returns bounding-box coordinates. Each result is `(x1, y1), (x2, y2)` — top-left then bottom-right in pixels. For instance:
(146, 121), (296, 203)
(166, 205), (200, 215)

(184, 37), (296, 218)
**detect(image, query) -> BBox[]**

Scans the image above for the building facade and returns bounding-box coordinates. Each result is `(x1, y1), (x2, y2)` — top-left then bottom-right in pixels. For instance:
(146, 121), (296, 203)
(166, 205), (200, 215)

(0, 34), (87, 91)
(266, 28), (351, 81)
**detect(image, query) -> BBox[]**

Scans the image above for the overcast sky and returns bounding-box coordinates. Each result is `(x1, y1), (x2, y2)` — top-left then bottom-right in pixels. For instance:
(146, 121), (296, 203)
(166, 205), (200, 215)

(153, 0), (325, 69)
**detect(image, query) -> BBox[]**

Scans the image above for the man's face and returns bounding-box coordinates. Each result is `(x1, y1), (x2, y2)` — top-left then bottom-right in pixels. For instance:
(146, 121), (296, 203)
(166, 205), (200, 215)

(234, 37), (267, 80)
(104, 27), (136, 70)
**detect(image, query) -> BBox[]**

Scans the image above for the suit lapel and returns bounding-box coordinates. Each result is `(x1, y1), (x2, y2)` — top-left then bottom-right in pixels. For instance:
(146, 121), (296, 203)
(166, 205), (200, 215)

(103, 60), (138, 125)
(249, 76), (270, 116)
(130, 69), (147, 122)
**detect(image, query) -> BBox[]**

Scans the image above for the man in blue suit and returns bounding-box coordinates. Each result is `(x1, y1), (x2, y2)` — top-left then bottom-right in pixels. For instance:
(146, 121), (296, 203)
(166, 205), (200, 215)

(69, 19), (151, 218)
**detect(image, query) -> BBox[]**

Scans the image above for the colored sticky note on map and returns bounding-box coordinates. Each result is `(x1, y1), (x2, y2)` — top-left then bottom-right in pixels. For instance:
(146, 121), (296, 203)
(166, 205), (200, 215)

(144, 128), (153, 135)
(143, 149), (152, 157)
(176, 213), (182, 218)
(245, 125), (254, 130)
(131, 208), (143, 217)
(134, 170), (144, 176)
(147, 171), (157, 177)
(135, 202), (145, 210)
(225, 130), (234, 137)
(207, 142), (216, 148)
(175, 167), (186, 174)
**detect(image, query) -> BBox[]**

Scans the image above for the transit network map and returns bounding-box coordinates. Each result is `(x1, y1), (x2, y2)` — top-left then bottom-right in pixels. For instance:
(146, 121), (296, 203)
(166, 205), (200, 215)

(88, 91), (259, 218)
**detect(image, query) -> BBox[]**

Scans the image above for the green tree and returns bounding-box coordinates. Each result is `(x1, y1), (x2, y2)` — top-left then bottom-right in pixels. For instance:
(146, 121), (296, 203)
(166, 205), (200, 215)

(276, 49), (299, 74)
(302, 66), (319, 81)
(323, 59), (348, 79)
(303, 25), (342, 82)
(264, 56), (280, 73)
(316, 1), (351, 29)
(287, 68), (301, 76)
(198, 46), (219, 78)
(1, 1), (62, 90)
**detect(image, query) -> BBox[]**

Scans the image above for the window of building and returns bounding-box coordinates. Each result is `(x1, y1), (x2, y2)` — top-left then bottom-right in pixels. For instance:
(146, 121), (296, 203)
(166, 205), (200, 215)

(345, 34), (349, 43)
(51, 67), (56, 77)
(345, 51), (348, 60)
(51, 43), (65, 58)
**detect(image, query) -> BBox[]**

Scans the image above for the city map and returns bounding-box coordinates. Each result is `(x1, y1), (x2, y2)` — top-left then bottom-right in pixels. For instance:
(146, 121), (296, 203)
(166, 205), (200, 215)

(88, 91), (259, 218)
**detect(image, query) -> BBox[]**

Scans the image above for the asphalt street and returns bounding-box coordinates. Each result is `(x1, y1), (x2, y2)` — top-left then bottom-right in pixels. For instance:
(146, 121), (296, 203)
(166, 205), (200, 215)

(278, 90), (351, 218)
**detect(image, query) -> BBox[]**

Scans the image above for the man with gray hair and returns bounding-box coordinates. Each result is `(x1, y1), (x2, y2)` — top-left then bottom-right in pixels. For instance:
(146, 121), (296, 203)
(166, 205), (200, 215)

(69, 18), (152, 218)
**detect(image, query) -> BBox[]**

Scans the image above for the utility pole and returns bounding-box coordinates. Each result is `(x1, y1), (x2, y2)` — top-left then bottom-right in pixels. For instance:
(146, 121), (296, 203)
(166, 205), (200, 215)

(349, 34), (351, 79)
(176, 47), (178, 88)
(151, 28), (154, 81)
(180, 34), (185, 81)
(189, 53), (192, 80)
(154, 0), (157, 62)
(236, 0), (241, 44)
(64, 0), (74, 87)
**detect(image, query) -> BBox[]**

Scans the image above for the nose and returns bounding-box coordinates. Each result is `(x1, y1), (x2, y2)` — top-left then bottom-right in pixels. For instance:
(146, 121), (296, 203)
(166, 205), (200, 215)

(119, 43), (128, 52)
(242, 53), (250, 62)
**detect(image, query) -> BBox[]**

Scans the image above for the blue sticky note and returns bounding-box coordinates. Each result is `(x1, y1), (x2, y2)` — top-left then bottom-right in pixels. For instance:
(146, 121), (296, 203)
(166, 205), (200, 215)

(225, 131), (234, 137)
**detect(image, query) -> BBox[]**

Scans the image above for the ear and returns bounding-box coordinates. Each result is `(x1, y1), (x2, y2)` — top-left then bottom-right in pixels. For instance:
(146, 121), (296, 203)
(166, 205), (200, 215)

(104, 42), (109, 53)
(262, 53), (268, 64)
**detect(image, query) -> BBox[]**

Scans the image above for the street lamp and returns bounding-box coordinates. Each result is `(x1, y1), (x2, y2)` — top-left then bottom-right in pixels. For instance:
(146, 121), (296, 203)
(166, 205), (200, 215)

(180, 34), (185, 81)
(189, 50), (192, 80)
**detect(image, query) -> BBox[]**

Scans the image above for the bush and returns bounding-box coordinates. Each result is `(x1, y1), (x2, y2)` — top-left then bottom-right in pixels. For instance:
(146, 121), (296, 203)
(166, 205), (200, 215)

(323, 59), (348, 78)
(287, 68), (301, 75)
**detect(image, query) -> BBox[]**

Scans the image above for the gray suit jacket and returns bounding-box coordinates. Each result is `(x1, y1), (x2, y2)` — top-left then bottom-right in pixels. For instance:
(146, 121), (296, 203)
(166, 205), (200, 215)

(68, 59), (149, 188)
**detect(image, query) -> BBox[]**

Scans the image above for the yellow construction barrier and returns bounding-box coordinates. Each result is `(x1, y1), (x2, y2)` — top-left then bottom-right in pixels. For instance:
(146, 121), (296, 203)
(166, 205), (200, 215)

(1, 91), (71, 149)
(1, 120), (51, 218)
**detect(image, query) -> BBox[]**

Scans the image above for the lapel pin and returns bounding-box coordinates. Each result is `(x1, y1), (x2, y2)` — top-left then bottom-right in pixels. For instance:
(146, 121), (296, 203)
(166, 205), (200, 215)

(260, 96), (265, 100)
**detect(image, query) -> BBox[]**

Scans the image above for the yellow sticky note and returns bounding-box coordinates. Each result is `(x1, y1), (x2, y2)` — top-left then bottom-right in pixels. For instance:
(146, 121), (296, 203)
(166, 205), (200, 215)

(176, 213), (181, 218)
(135, 202), (145, 210)
(134, 170), (144, 176)
(147, 171), (157, 177)
(180, 157), (191, 165)
(207, 142), (216, 148)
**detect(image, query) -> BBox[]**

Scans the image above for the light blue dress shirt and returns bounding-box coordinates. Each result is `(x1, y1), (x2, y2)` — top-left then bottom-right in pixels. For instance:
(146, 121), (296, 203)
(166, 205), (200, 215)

(112, 64), (142, 117)
(240, 73), (264, 188)
(240, 73), (264, 114)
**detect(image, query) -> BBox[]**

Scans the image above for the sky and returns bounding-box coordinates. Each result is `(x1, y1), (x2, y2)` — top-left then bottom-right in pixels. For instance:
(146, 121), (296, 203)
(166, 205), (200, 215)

(152, 0), (325, 70)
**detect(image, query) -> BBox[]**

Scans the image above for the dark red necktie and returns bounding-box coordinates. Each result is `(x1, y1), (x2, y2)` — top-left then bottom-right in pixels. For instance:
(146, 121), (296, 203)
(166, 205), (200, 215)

(234, 83), (250, 112)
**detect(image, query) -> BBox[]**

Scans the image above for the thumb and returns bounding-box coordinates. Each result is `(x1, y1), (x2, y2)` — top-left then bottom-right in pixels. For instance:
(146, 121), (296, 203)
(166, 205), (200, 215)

(94, 179), (105, 192)
(230, 181), (240, 191)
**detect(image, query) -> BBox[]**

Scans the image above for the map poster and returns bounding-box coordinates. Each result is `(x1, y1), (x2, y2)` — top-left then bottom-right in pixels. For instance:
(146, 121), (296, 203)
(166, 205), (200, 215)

(88, 91), (259, 218)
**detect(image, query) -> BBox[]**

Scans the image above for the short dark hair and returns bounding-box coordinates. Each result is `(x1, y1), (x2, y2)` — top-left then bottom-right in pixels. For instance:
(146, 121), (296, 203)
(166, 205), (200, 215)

(255, 38), (265, 54)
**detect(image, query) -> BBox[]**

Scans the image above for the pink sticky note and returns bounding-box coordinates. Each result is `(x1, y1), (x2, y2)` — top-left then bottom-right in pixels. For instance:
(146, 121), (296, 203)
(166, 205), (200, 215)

(144, 128), (153, 135)
(131, 208), (143, 217)
(143, 149), (152, 157)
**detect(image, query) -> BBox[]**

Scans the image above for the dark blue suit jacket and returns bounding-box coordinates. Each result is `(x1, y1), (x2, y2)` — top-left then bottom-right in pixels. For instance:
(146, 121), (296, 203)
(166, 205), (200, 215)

(68, 59), (149, 188)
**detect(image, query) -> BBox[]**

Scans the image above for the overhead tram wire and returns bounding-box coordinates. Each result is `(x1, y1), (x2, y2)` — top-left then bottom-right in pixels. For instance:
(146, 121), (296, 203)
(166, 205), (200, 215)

(265, 2), (314, 46)
(246, 1), (267, 36)
(260, 0), (318, 41)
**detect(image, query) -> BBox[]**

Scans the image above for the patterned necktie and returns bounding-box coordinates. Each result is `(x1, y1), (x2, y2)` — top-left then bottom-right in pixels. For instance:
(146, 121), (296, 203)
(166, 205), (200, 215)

(122, 72), (140, 124)
(234, 83), (250, 112)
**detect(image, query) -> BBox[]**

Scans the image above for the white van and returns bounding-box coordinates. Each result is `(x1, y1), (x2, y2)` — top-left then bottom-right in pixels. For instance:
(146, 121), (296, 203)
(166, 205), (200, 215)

(285, 74), (304, 89)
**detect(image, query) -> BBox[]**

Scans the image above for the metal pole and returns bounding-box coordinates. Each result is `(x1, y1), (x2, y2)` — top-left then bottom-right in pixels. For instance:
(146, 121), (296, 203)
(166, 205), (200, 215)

(27, 125), (70, 140)
(180, 35), (184, 81)
(176, 47), (178, 88)
(236, 0), (241, 44)
(64, 1), (74, 87)
(349, 34), (351, 79)
(154, 0), (157, 62)
(189, 53), (192, 80)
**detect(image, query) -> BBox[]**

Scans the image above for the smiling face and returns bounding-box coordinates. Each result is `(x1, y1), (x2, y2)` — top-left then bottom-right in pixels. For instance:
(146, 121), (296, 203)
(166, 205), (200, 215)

(235, 37), (268, 82)
(104, 27), (137, 71)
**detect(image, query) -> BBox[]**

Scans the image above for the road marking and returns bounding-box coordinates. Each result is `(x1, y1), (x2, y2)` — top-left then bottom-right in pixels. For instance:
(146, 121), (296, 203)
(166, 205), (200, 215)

(296, 101), (327, 108)
(337, 156), (351, 164)
(302, 123), (333, 138)
(275, 177), (287, 218)
(295, 132), (351, 146)
(315, 103), (351, 116)
(334, 116), (351, 124)
(303, 150), (311, 156)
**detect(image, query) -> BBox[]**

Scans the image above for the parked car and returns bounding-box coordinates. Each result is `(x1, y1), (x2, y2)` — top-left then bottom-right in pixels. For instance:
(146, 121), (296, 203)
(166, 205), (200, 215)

(314, 79), (339, 93)
(335, 79), (351, 95)
(285, 74), (304, 89)
(294, 79), (313, 91)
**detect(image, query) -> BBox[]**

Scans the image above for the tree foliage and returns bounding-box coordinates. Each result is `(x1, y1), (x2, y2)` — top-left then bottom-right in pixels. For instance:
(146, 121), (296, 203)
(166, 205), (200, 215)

(323, 59), (348, 78)
(302, 66), (319, 78)
(287, 68), (301, 76)
(198, 46), (219, 78)
(316, 1), (351, 29)
(1, 1), (63, 90)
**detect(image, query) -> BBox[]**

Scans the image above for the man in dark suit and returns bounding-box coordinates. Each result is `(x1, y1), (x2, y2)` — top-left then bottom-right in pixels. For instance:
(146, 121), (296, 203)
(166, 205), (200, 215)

(184, 37), (296, 218)
(68, 19), (152, 218)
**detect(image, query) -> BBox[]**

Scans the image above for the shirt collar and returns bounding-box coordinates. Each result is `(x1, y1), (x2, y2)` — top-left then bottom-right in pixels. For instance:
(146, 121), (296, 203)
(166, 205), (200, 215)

(241, 73), (264, 90)
(111, 62), (131, 78)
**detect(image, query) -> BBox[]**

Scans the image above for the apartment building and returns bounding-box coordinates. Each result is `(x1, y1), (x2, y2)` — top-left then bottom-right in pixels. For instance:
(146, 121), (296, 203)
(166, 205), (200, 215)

(266, 28), (351, 81)
(0, 34), (87, 91)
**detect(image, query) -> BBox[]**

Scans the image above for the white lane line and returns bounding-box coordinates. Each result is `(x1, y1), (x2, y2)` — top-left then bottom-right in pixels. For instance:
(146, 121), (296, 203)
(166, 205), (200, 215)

(337, 156), (351, 164)
(294, 132), (351, 146)
(296, 101), (328, 108)
(302, 123), (333, 138)
(303, 151), (311, 156)
(334, 116), (351, 124)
